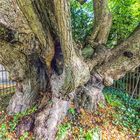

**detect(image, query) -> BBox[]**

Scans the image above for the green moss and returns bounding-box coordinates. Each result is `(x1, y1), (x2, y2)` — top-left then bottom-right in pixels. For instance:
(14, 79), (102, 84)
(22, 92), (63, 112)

(82, 46), (94, 59)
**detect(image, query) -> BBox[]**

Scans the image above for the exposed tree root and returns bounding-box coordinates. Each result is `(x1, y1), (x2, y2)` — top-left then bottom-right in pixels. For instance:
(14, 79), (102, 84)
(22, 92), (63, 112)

(34, 97), (70, 140)
(7, 83), (38, 114)
(74, 74), (105, 111)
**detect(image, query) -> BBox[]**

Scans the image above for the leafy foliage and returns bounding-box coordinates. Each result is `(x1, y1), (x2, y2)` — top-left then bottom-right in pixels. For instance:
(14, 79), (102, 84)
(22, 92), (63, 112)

(108, 0), (140, 47)
(0, 89), (139, 139)
(104, 87), (140, 134)
(56, 123), (71, 140)
(70, 0), (93, 42)
(0, 106), (37, 139)
(55, 87), (140, 139)
(70, 0), (140, 48)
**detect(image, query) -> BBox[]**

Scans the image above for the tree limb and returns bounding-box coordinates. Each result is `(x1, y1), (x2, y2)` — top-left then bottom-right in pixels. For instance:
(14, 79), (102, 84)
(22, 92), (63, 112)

(16, 0), (55, 69)
(97, 24), (140, 86)
(16, 0), (47, 47)
(87, 0), (112, 46)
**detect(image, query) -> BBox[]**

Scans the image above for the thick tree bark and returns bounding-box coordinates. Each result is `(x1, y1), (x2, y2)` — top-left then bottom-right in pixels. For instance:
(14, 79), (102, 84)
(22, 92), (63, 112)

(74, 73), (105, 111)
(34, 97), (69, 140)
(0, 0), (140, 139)
(7, 53), (49, 114)
(53, 0), (90, 95)
(7, 79), (39, 114)
(17, 0), (55, 70)
(0, 0), (31, 33)
(87, 0), (112, 46)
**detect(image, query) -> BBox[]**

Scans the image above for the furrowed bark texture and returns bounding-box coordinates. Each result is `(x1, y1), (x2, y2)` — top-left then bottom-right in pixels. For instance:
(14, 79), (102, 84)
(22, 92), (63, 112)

(87, 0), (112, 46)
(0, 40), (27, 80)
(74, 73), (105, 111)
(34, 98), (70, 140)
(0, 0), (31, 33)
(0, 0), (140, 139)
(17, 0), (55, 70)
(34, 72), (71, 139)
(53, 0), (90, 95)
(0, 21), (47, 114)
(7, 53), (49, 114)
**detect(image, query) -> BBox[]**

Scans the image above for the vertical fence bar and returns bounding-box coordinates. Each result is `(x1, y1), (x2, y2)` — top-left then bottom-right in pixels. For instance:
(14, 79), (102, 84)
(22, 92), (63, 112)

(133, 71), (135, 96)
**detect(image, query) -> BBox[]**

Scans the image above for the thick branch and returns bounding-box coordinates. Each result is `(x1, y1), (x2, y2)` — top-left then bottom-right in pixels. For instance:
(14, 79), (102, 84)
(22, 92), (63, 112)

(53, 0), (76, 61)
(32, 0), (59, 38)
(87, 0), (112, 46)
(17, 0), (55, 69)
(16, 0), (46, 47)
(97, 24), (140, 86)
(53, 0), (90, 94)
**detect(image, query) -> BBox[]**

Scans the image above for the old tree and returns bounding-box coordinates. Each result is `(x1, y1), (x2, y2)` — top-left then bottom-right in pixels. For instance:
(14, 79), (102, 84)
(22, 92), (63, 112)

(0, 0), (140, 139)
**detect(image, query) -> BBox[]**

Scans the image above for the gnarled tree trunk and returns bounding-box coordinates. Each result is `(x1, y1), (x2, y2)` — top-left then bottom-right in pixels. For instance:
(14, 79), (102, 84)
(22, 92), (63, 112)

(0, 0), (140, 139)
(7, 53), (49, 114)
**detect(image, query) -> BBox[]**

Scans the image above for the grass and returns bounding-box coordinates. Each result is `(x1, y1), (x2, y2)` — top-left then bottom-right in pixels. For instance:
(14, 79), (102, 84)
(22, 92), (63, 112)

(103, 87), (140, 135)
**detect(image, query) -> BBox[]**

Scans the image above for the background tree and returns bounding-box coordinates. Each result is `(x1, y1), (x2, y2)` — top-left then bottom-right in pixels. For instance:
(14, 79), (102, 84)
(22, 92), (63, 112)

(0, 0), (140, 139)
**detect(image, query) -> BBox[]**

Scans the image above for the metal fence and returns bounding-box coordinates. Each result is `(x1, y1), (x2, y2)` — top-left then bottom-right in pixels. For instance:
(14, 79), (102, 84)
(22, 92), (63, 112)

(113, 67), (140, 99)
(0, 65), (15, 94)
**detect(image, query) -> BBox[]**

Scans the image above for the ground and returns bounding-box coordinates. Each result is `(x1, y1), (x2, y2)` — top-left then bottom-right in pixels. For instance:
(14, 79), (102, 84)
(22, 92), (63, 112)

(0, 87), (139, 140)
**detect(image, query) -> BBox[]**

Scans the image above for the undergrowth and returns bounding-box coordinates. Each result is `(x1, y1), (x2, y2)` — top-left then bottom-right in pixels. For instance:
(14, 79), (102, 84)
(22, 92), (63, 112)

(0, 87), (139, 139)
(0, 106), (37, 139)
(104, 87), (140, 135)
(56, 87), (140, 140)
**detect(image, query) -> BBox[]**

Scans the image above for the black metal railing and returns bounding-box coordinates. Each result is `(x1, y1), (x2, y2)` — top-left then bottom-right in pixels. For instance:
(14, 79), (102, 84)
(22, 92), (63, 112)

(113, 67), (140, 98)
(0, 65), (15, 94)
